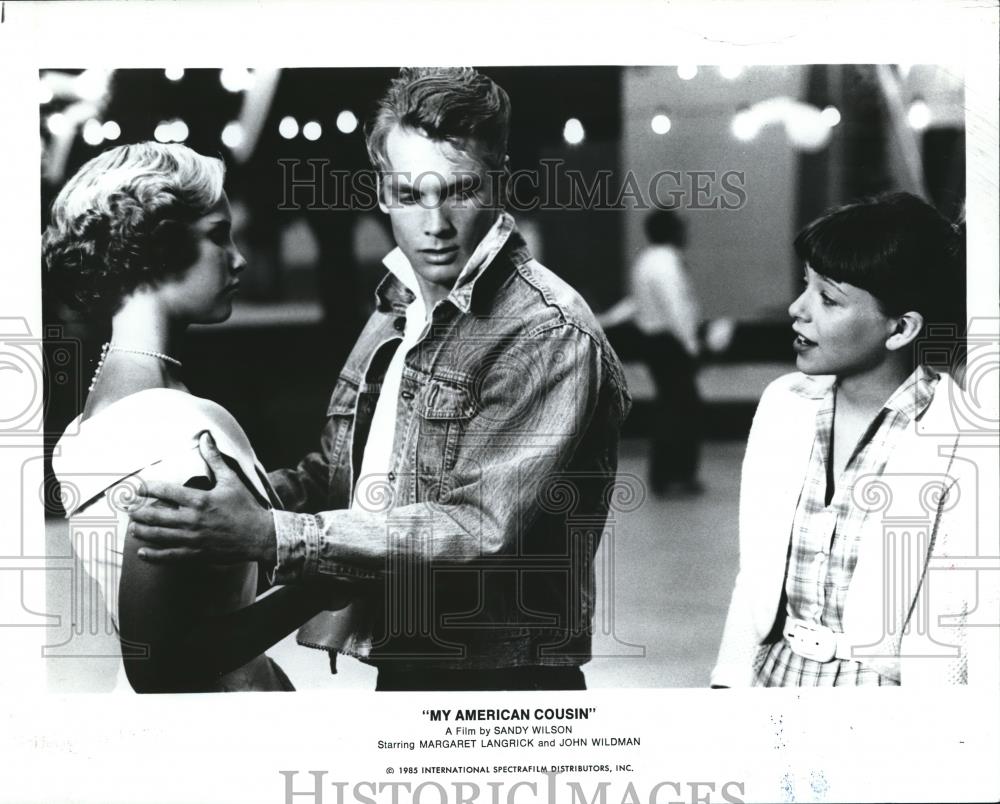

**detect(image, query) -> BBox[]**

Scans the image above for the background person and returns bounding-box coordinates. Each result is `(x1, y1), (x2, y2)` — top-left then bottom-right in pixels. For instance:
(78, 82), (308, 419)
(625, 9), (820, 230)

(600, 209), (704, 495)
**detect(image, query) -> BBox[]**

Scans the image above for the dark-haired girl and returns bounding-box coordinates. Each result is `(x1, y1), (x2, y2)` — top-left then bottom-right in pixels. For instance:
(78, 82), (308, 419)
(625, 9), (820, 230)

(713, 192), (995, 687)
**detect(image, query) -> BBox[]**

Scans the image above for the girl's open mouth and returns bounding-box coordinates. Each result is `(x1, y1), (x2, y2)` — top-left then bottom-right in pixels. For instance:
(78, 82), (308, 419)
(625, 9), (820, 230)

(793, 334), (817, 351)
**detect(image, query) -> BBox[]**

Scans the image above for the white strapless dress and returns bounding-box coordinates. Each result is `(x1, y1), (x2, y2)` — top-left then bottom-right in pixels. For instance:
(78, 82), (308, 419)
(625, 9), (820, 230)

(52, 388), (292, 692)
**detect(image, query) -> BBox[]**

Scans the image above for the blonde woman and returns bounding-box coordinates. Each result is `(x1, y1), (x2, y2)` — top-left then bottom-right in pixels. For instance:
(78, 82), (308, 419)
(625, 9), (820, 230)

(48, 142), (344, 692)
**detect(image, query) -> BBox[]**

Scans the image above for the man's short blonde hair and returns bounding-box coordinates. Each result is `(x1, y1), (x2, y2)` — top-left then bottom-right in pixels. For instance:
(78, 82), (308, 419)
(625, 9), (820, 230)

(366, 67), (511, 177)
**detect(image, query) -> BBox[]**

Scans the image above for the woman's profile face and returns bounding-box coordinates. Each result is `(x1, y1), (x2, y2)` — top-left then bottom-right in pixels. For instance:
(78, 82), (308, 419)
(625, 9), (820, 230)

(158, 191), (246, 325)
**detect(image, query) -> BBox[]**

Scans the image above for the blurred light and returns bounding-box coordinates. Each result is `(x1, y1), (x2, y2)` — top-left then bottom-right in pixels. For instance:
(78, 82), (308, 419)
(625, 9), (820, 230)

(719, 64), (744, 80)
(818, 106), (840, 128)
(562, 118), (585, 145)
(704, 318), (736, 354)
(76, 69), (110, 102)
(731, 110), (760, 142)
(278, 116), (299, 139)
(165, 67), (185, 82)
(650, 113), (672, 135)
(907, 99), (931, 131)
(220, 68), (254, 93)
(336, 110), (358, 134)
(221, 121), (245, 149)
(46, 112), (70, 137)
(153, 119), (188, 143)
(302, 121), (322, 141)
(731, 98), (833, 152)
(677, 65), (698, 81)
(101, 120), (121, 141)
(784, 105), (832, 151)
(82, 119), (104, 146)
(38, 79), (54, 105)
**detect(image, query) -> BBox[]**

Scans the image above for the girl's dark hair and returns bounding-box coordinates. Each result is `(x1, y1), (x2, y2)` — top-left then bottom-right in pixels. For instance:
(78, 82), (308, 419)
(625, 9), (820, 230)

(794, 191), (965, 326)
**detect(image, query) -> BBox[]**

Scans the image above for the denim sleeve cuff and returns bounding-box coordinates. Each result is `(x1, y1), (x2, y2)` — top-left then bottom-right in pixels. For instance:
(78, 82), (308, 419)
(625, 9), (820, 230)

(272, 509), (381, 583)
(272, 509), (316, 584)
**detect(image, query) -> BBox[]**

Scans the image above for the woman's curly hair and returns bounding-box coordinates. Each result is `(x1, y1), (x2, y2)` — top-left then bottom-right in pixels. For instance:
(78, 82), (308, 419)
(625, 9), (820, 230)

(43, 142), (226, 316)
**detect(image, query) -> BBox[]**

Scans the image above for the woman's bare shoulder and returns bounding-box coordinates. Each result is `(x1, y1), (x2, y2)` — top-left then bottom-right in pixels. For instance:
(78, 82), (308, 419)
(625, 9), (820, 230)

(82, 361), (178, 423)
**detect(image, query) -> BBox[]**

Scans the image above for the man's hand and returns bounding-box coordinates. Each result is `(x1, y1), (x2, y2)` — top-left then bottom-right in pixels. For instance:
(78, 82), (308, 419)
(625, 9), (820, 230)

(128, 432), (277, 565)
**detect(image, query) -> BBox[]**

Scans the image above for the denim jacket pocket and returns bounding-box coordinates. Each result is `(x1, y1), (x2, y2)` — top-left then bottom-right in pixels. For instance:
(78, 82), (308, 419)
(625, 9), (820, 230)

(416, 379), (476, 486)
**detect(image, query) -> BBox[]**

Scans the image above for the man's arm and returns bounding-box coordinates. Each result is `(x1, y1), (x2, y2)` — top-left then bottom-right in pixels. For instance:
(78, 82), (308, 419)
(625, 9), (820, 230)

(129, 325), (622, 579)
(268, 451), (331, 515)
(267, 382), (355, 514)
(271, 323), (612, 581)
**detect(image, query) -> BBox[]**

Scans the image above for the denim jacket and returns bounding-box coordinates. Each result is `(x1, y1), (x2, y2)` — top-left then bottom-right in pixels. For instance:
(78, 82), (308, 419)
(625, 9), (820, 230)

(268, 221), (631, 670)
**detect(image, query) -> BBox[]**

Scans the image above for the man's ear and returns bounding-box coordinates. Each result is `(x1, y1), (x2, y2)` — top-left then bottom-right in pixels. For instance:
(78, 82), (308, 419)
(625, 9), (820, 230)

(376, 174), (389, 214)
(496, 154), (511, 207)
(886, 311), (924, 351)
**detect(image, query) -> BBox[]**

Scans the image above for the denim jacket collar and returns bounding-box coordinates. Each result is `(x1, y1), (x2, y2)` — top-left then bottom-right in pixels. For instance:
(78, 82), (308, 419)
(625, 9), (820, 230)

(375, 211), (519, 316)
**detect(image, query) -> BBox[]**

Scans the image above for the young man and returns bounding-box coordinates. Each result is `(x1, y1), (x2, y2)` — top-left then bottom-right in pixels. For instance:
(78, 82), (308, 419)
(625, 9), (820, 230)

(129, 67), (631, 691)
(712, 193), (996, 687)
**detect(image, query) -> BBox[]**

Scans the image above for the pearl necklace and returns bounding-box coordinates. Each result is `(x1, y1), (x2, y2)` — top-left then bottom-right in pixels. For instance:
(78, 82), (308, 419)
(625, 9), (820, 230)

(88, 342), (184, 391)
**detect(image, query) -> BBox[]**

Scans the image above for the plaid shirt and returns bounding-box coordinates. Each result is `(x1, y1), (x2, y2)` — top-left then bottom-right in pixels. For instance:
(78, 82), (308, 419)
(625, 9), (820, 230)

(753, 365), (940, 686)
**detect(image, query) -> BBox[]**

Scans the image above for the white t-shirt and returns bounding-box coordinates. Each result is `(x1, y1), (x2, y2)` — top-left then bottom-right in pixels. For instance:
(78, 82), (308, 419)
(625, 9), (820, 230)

(629, 244), (701, 355)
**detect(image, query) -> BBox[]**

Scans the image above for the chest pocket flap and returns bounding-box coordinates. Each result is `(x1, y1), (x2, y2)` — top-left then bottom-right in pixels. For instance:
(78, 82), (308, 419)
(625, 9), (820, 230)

(420, 380), (476, 421)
